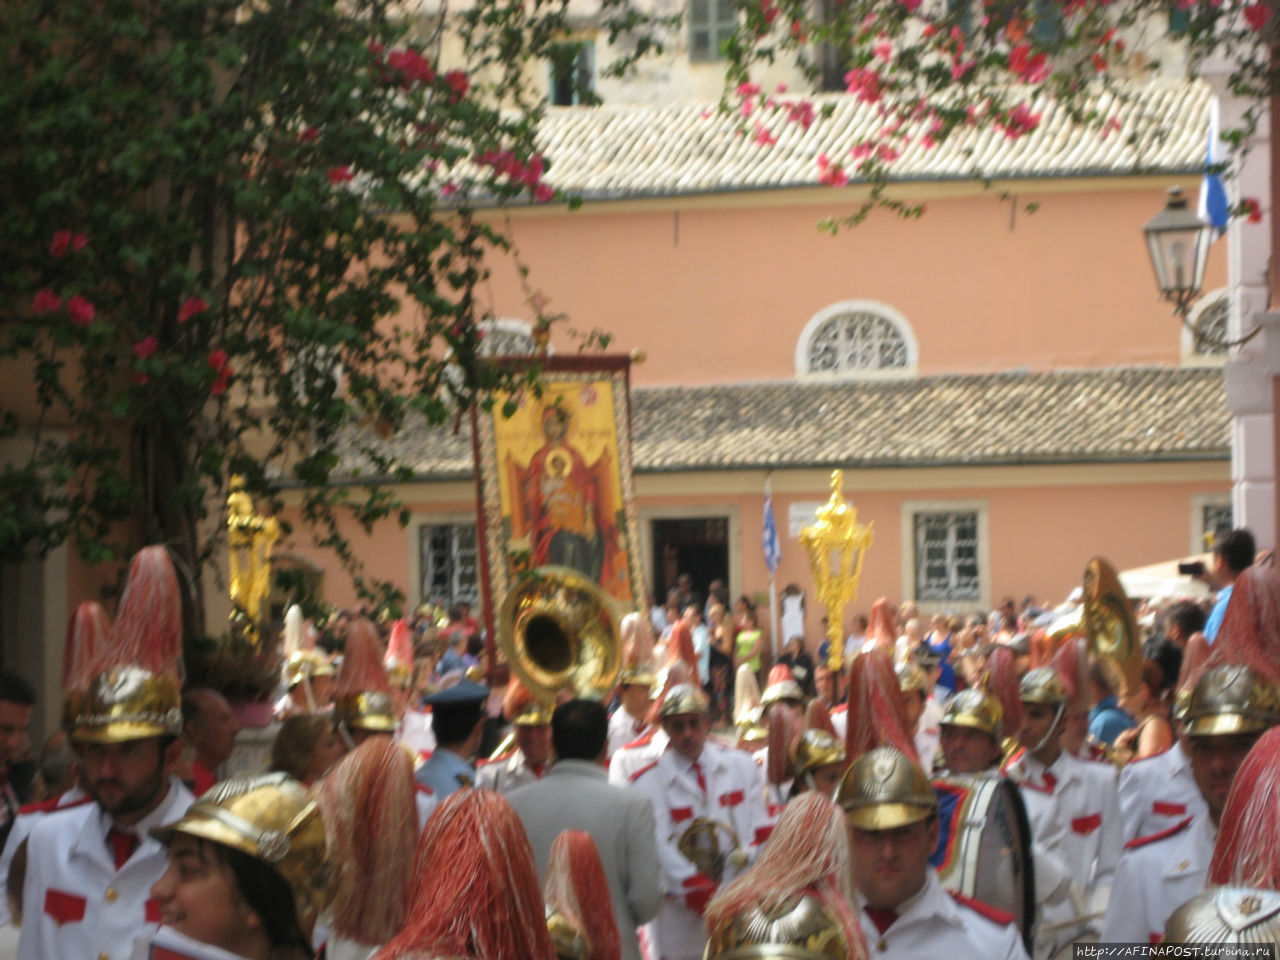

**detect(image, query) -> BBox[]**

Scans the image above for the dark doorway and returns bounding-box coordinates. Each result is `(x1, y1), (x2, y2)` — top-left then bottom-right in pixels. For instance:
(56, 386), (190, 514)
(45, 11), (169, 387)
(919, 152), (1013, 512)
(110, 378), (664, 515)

(651, 517), (730, 606)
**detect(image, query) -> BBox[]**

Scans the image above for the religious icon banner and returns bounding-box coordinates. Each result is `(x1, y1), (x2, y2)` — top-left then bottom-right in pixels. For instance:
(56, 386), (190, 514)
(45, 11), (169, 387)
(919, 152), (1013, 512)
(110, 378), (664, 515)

(471, 356), (643, 640)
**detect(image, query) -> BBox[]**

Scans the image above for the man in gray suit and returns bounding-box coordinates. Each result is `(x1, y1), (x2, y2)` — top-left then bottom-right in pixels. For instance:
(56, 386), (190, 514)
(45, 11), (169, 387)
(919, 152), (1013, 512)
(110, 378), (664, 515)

(508, 699), (663, 960)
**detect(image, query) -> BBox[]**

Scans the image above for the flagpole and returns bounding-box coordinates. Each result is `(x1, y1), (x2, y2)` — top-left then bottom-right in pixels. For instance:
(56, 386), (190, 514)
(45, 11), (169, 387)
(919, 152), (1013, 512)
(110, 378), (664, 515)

(765, 474), (780, 664)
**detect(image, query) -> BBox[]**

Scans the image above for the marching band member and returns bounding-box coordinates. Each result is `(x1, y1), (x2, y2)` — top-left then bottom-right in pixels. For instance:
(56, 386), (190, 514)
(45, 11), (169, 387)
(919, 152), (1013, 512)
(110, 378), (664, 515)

(1004, 667), (1121, 914)
(374, 789), (557, 960)
(1101, 664), (1280, 944)
(413, 681), (489, 799)
(607, 663), (656, 760)
(836, 747), (1030, 959)
(276, 605), (336, 720)
(1206, 724), (1280, 891)
(314, 738), (418, 960)
(788, 728), (848, 799)
(609, 665), (694, 786)
(704, 792), (869, 960)
(17, 546), (195, 960)
(477, 679), (554, 794)
(1117, 715), (1206, 843)
(627, 684), (771, 960)
(146, 773), (329, 960)
(896, 660), (941, 775)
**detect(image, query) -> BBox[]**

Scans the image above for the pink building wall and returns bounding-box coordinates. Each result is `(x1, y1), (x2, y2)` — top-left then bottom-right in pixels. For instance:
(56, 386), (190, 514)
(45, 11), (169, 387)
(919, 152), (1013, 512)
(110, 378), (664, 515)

(477, 184), (1226, 386)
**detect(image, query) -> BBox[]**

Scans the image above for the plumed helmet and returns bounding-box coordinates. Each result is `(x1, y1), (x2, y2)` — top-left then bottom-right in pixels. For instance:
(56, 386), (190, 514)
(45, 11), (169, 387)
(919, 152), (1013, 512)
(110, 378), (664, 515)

(284, 650), (337, 690)
(761, 664), (806, 708)
(895, 662), (929, 695)
(659, 683), (710, 719)
(153, 773), (330, 942)
(791, 729), (848, 780)
(1164, 886), (1280, 944)
(1019, 667), (1067, 707)
(618, 663), (658, 689)
(939, 689), (1003, 739)
(1183, 665), (1280, 738)
(835, 747), (938, 830)
(335, 618), (398, 733)
(705, 892), (856, 960)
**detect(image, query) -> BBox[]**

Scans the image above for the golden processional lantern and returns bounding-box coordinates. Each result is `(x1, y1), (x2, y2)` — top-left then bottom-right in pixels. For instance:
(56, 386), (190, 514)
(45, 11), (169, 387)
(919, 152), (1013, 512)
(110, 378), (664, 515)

(227, 475), (280, 648)
(798, 470), (873, 673)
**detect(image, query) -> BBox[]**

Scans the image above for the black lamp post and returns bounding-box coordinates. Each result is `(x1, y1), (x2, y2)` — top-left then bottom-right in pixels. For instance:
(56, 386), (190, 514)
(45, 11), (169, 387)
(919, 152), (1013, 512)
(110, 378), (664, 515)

(1143, 186), (1214, 317)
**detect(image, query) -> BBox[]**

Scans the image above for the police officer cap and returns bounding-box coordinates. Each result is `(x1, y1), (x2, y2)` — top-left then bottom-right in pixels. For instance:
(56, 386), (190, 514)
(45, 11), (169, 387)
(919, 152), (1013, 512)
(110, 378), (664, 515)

(423, 679), (489, 707)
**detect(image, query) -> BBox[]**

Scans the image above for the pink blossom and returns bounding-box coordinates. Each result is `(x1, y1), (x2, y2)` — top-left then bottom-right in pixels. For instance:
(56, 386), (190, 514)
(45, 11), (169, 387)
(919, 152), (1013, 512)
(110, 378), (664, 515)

(328, 166), (354, 184)
(534, 183), (555, 203)
(759, 0), (779, 25)
(1245, 3), (1270, 28)
(1243, 197), (1263, 223)
(851, 142), (874, 159)
(1000, 103), (1042, 139)
(387, 48), (436, 85)
(874, 41), (894, 61)
(132, 372), (149, 386)
(1101, 115), (1123, 140)
(133, 336), (158, 359)
(298, 126), (320, 143)
(209, 349), (232, 396)
(440, 183), (459, 197)
(786, 100), (815, 130)
(740, 99), (755, 118)
(66, 295), (95, 326)
(1008, 44), (1049, 83)
(816, 154), (849, 187)
(877, 143), (900, 161)
(844, 67), (883, 104)
(775, 82), (788, 93)
(900, 0), (922, 11)
(443, 70), (470, 98)
(951, 58), (976, 81)
(49, 231), (73, 257)
(32, 290), (62, 314)
(178, 297), (208, 324)
(753, 123), (778, 146)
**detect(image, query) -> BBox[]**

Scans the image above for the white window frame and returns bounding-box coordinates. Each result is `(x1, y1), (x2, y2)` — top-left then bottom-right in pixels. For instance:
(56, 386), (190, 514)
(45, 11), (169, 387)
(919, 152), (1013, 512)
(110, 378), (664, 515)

(1180, 287), (1230, 365)
(409, 513), (480, 611)
(1189, 493), (1233, 554)
(900, 499), (990, 615)
(688, 0), (737, 62)
(477, 317), (539, 357)
(547, 39), (596, 106)
(795, 300), (919, 380)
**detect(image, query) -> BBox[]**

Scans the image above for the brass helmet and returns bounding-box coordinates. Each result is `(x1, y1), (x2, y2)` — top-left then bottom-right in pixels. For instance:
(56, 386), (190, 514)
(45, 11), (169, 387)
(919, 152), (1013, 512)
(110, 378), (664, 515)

(284, 650), (336, 690)
(939, 689), (1003, 739)
(705, 892), (853, 960)
(896, 662), (929, 695)
(546, 907), (589, 959)
(513, 702), (554, 727)
(659, 683), (710, 719)
(336, 691), (399, 733)
(1183, 665), (1280, 737)
(153, 773), (331, 942)
(835, 746), (939, 830)
(791, 729), (847, 780)
(1019, 667), (1067, 707)
(618, 662), (658, 689)
(1164, 886), (1280, 944)
(760, 678), (806, 709)
(75, 666), (184, 744)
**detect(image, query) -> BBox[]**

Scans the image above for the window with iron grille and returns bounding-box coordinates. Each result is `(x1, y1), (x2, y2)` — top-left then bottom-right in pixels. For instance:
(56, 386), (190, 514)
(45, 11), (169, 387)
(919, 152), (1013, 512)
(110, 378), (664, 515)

(913, 511), (981, 603)
(419, 523), (478, 606)
(689, 0), (736, 61)
(478, 319), (536, 357)
(806, 310), (910, 373)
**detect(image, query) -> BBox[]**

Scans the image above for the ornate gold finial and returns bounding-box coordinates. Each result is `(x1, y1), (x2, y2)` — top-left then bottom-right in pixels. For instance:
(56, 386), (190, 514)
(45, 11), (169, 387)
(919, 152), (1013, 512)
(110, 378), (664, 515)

(227, 475), (280, 647)
(798, 470), (873, 673)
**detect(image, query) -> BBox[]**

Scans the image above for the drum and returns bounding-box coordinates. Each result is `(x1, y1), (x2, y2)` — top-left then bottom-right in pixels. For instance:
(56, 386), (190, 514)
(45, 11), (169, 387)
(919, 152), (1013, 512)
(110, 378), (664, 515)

(930, 772), (1035, 952)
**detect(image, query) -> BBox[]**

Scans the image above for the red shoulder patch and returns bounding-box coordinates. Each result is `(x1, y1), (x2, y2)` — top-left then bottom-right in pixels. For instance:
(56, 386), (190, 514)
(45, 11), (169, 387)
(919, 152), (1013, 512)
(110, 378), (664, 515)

(1000, 747), (1026, 776)
(1016, 778), (1053, 795)
(830, 703), (848, 716)
(415, 781), (434, 796)
(948, 890), (1015, 926)
(629, 760), (659, 783)
(1124, 814), (1194, 850)
(19, 794), (91, 816)
(623, 729), (656, 750)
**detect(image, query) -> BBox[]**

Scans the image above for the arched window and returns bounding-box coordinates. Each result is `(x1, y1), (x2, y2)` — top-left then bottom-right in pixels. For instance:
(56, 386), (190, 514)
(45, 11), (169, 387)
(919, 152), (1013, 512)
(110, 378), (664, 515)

(796, 301), (918, 378)
(478, 318), (537, 357)
(1181, 289), (1229, 363)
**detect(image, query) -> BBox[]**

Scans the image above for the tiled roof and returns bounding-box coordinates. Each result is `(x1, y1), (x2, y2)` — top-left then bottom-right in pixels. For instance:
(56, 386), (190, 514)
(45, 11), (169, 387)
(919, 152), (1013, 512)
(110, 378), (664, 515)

(327, 366), (1227, 483)
(535, 80), (1210, 200)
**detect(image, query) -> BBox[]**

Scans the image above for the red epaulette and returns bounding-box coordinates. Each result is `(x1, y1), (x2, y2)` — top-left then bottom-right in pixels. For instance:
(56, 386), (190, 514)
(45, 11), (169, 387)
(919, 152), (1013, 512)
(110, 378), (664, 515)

(418, 749), (434, 763)
(18, 794), (91, 816)
(999, 747), (1026, 776)
(629, 760), (659, 782)
(623, 729), (656, 751)
(415, 781), (434, 796)
(1124, 814), (1194, 850)
(477, 750), (514, 768)
(949, 890), (1015, 926)
(830, 703), (848, 715)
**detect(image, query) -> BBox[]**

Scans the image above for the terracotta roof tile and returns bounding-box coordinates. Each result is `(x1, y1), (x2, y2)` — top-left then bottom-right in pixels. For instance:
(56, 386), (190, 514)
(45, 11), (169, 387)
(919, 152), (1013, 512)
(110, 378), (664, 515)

(325, 366), (1226, 483)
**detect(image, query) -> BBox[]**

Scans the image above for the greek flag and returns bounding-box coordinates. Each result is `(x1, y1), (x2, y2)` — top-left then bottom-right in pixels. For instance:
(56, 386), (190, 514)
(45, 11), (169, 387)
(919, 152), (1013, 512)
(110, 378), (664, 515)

(763, 483), (781, 573)
(1199, 96), (1230, 235)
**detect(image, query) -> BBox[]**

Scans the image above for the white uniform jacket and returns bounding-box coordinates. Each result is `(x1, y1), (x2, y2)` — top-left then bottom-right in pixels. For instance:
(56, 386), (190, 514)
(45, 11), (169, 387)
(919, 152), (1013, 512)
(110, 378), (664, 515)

(395, 709), (436, 761)
(856, 869), (1030, 960)
(1117, 741), (1207, 843)
(0, 787), (89, 926)
(414, 781), (438, 833)
(508, 759), (663, 960)
(628, 742), (773, 960)
(608, 729), (668, 786)
(18, 779), (194, 960)
(475, 747), (547, 794)
(607, 708), (652, 760)
(1004, 748), (1120, 910)
(1100, 813), (1215, 944)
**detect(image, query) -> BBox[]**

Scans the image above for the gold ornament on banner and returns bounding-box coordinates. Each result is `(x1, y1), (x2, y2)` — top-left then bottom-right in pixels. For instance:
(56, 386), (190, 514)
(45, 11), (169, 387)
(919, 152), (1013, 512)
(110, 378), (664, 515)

(227, 475), (280, 647)
(798, 471), (873, 673)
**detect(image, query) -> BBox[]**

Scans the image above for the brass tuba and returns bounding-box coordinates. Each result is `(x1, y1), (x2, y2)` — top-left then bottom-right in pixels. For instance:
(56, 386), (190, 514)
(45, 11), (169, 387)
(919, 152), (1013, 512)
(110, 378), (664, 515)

(1081, 556), (1143, 697)
(498, 566), (622, 703)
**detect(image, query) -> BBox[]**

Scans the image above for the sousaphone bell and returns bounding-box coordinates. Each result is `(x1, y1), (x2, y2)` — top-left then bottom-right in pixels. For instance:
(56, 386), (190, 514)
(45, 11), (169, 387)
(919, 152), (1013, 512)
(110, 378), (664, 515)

(1081, 556), (1143, 697)
(498, 566), (622, 703)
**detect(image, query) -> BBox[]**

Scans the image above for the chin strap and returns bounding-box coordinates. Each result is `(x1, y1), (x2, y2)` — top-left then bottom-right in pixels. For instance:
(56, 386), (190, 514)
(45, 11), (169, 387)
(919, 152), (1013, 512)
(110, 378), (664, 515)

(1030, 701), (1068, 754)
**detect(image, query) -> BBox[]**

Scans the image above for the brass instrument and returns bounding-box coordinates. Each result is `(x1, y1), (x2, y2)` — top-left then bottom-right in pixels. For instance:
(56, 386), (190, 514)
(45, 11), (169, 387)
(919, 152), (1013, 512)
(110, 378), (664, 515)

(1081, 557), (1143, 697)
(674, 817), (748, 884)
(498, 566), (622, 704)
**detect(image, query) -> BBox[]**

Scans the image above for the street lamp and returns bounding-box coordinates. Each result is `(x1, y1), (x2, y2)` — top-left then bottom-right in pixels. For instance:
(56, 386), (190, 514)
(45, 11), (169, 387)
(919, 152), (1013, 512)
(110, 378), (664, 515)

(1142, 186), (1213, 317)
(798, 470), (873, 674)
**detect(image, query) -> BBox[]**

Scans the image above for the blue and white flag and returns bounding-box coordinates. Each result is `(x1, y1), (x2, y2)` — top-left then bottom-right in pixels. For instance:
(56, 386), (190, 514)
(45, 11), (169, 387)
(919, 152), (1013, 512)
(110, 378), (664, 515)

(1199, 96), (1230, 235)
(762, 482), (781, 574)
